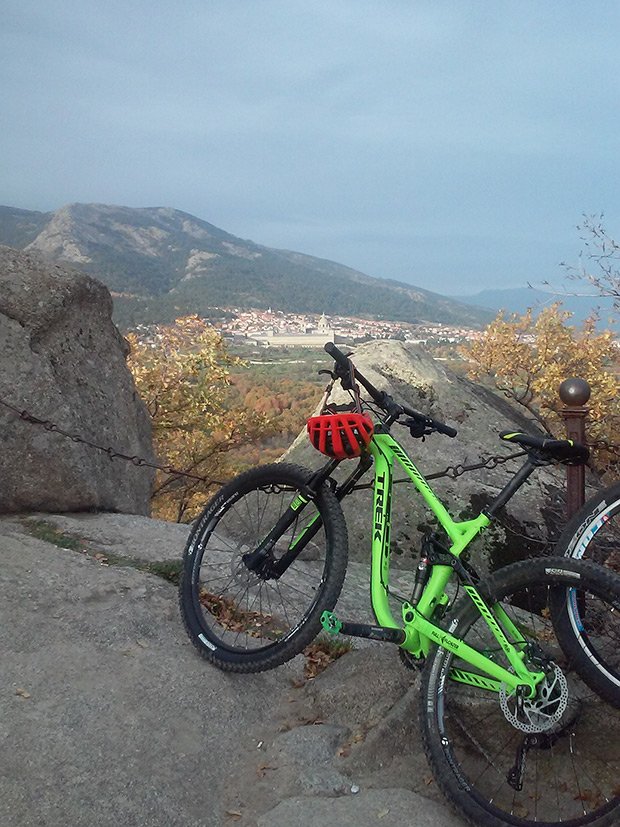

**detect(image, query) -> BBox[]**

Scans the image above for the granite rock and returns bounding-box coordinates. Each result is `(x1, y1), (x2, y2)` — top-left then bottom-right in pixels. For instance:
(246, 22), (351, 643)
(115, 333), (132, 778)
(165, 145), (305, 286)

(0, 245), (155, 514)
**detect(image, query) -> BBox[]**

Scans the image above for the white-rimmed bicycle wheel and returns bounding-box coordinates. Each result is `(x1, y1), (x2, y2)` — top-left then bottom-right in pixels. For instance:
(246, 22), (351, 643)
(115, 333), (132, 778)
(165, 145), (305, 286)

(178, 463), (348, 673)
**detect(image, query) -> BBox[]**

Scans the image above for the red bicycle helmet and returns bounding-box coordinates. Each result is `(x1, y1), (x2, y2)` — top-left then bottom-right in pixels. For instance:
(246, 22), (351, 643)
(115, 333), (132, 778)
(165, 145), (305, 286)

(307, 412), (374, 460)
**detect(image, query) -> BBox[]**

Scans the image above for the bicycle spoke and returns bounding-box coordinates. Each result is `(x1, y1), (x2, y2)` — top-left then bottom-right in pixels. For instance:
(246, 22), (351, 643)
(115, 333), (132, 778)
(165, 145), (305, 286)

(423, 558), (620, 825)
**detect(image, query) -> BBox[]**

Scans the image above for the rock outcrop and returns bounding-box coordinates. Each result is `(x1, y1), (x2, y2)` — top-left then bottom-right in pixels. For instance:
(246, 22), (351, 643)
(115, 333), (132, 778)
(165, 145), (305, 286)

(0, 245), (155, 514)
(286, 339), (566, 573)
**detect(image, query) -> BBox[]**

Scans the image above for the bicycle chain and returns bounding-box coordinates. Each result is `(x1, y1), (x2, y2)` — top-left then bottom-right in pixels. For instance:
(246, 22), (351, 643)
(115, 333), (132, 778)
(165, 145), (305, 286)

(0, 396), (226, 486)
(0, 395), (530, 487)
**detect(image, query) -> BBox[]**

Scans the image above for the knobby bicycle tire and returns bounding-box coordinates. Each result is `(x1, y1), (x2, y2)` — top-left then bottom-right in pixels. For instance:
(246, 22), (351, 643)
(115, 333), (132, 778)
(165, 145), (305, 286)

(554, 482), (620, 703)
(178, 463), (348, 673)
(420, 557), (620, 827)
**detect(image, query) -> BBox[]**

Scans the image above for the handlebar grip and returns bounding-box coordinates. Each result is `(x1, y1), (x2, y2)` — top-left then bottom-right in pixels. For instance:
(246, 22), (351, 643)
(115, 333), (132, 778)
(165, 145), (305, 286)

(324, 342), (351, 369)
(436, 422), (457, 438)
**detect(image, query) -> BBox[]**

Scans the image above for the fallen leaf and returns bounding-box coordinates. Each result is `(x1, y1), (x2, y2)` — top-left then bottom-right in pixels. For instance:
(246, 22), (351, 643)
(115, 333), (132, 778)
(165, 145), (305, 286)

(136, 641), (149, 648)
(15, 689), (31, 699)
(225, 810), (243, 820)
(377, 809), (390, 819)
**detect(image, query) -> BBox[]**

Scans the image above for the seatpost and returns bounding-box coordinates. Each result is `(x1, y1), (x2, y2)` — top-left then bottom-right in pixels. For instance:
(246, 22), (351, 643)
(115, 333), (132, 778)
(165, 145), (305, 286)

(483, 458), (537, 519)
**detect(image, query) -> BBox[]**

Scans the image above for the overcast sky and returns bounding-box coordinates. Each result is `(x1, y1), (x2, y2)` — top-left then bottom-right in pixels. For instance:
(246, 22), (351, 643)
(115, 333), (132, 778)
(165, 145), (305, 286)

(2, 1), (619, 295)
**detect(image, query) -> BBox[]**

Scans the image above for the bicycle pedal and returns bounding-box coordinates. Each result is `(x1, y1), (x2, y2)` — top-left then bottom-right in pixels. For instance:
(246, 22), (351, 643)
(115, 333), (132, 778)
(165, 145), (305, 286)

(320, 611), (342, 634)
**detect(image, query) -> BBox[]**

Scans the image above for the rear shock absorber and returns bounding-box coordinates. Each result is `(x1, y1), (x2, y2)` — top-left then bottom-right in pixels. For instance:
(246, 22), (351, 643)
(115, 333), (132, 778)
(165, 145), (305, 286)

(409, 547), (430, 608)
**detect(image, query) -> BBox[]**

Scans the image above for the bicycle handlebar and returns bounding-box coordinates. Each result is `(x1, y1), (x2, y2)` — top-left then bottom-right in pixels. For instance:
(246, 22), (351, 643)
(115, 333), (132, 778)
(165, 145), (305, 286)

(324, 342), (457, 438)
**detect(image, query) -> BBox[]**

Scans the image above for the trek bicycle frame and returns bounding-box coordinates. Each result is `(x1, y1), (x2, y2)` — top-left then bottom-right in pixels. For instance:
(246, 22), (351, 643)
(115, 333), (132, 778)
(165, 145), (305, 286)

(319, 428), (547, 697)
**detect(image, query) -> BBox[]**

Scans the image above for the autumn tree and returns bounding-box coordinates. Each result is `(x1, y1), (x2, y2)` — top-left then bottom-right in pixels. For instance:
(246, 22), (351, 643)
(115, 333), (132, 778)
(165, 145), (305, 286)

(461, 305), (620, 461)
(127, 315), (269, 522)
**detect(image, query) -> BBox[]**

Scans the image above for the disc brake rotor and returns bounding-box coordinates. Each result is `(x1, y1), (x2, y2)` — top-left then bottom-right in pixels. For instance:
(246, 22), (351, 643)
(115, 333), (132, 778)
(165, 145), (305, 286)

(499, 663), (569, 733)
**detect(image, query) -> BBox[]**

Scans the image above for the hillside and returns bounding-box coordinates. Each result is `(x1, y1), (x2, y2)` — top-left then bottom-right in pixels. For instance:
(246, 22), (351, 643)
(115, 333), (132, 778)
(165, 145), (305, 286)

(0, 203), (494, 330)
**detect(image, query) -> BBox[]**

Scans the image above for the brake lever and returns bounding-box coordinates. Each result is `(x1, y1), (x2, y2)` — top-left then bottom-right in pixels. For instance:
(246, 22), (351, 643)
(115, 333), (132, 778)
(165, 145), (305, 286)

(408, 421), (428, 439)
(402, 416), (432, 439)
(333, 361), (358, 392)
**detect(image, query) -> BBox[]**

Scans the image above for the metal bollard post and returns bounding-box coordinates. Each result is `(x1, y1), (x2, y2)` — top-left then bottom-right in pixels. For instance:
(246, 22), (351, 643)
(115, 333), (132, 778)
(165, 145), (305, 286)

(558, 378), (591, 519)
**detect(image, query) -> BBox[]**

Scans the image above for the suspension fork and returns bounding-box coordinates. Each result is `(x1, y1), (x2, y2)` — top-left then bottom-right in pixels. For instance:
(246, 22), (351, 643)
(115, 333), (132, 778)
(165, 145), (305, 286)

(241, 458), (340, 574)
(267, 454), (373, 577)
(245, 454), (372, 578)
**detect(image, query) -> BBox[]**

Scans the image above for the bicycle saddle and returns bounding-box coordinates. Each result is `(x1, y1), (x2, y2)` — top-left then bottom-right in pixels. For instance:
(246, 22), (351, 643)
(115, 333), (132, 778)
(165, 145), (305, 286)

(499, 431), (590, 466)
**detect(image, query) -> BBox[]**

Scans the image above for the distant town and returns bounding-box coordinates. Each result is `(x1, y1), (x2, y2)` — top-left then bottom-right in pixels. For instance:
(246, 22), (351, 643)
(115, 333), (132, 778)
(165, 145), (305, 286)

(214, 307), (484, 348)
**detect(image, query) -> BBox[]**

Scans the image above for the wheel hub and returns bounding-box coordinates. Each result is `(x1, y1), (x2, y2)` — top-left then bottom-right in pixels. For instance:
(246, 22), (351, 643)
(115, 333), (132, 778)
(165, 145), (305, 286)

(499, 663), (569, 733)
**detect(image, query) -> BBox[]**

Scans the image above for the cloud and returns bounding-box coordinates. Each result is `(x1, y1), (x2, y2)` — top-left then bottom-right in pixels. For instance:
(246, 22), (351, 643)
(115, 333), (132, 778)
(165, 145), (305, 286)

(1, 1), (619, 293)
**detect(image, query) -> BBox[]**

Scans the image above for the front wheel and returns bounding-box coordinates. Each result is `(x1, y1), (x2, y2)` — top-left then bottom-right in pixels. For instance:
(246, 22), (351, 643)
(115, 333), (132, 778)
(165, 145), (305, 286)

(420, 557), (620, 827)
(178, 463), (348, 673)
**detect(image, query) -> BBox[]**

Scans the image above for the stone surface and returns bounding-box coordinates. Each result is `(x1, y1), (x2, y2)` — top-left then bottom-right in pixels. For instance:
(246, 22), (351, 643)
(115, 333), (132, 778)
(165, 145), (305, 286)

(286, 339), (567, 573)
(271, 725), (351, 795)
(0, 512), (469, 827)
(21, 511), (191, 563)
(0, 517), (304, 827)
(256, 788), (465, 827)
(0, 245), (155, 514)
(304, 646), (414, 730)
(342, 685), (422, 773)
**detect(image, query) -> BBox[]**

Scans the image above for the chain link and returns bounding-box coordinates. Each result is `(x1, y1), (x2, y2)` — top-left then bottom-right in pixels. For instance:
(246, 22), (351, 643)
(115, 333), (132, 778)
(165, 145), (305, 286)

(585, 438), (620, 459)
(4, 395), (600, 490)
(425, 451), (528, 481)
(350, 449), (528, 490)
(0, 397), (227, 486)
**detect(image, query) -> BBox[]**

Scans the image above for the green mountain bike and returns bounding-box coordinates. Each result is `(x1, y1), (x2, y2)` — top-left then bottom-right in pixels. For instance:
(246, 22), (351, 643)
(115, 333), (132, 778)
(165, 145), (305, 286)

(179, 342), (620, 827)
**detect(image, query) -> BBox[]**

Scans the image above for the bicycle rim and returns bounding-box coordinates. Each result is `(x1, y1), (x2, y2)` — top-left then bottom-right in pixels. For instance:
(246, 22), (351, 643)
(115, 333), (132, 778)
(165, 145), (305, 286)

(557, 486), (620, 699)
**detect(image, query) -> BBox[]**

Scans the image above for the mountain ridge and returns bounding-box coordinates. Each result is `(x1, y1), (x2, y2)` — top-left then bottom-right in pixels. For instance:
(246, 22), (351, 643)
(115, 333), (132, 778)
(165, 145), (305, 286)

(0, 203), (494, 330)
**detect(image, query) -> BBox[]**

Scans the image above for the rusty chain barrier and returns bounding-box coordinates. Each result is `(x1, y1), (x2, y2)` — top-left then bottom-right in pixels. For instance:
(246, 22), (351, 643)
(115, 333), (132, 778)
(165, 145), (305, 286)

(0, 396), (528, 490)
(7, 384), (616, 515)
(0, 397), (227, 487)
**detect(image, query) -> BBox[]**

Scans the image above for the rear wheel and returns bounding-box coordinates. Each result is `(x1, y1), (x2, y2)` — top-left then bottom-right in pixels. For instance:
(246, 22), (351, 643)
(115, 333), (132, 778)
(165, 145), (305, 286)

(420, 557), (620, 827)
(179, 463), (348, 673)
